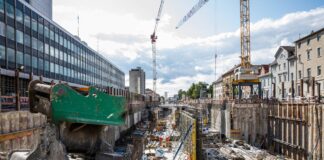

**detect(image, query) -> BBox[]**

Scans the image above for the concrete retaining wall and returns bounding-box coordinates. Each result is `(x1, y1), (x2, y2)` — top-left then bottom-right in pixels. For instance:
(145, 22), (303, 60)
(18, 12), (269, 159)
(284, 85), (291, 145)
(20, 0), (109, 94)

(231, 103), (268, 146)
(229, 102), (324, 160)
(0, 111), (46, 159)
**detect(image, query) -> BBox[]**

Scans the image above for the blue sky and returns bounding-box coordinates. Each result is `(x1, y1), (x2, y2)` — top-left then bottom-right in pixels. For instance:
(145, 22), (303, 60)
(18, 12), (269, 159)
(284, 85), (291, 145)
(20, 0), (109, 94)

(53, 0), (324, 96)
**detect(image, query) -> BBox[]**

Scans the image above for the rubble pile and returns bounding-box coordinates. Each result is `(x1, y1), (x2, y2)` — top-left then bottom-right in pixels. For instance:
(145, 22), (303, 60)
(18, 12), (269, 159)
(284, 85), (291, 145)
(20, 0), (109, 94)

(203, 139), (290, 160)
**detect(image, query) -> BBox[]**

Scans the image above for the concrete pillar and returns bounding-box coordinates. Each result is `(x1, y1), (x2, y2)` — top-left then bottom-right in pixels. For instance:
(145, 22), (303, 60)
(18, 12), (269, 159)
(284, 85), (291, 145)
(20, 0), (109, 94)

(239, 85), (242, 100)
(318, 83), (321, 102)
(273, 83), (276, 98)
(232, 85), (236, 100)
(291, 80), (295, 98)
(311, 77), (315, 97)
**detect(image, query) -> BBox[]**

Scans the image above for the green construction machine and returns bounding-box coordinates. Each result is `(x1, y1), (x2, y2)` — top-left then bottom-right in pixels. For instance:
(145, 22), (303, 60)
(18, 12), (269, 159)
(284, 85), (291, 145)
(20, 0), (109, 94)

(29, 80), (126, 126)
(9, 80), (127, 160)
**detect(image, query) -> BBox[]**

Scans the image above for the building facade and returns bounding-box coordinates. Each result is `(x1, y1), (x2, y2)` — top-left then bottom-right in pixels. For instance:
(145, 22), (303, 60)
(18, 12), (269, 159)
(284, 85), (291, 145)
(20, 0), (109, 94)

(222, 65), (238, 100)
(0, 0), (125, 99)
(296, 28), (324, 97)
(258, 65), (272, 99)
(270, 46), (296, 99)
(213, 77), (223, 101)
(129, 67), (145, 95)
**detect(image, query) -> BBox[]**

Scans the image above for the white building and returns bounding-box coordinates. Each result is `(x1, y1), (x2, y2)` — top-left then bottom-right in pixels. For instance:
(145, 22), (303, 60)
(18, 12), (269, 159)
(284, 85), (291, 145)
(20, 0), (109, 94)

(270, 46), (296, 99)
(213, 77), (223, 101)
(258, 65), (272, 99)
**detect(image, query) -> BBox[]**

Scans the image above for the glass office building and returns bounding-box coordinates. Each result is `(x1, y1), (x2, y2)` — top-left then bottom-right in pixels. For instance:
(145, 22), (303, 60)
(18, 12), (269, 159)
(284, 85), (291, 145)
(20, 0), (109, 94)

(0, 0), (125, 97)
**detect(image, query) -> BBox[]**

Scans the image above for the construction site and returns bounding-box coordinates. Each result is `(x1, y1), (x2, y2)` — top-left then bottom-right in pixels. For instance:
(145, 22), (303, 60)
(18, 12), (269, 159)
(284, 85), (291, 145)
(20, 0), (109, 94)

(1, 0), (324, 159)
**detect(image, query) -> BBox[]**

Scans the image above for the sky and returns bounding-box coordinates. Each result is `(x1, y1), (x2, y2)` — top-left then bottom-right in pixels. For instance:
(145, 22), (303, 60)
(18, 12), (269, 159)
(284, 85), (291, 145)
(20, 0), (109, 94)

(52, 0), (324, 96)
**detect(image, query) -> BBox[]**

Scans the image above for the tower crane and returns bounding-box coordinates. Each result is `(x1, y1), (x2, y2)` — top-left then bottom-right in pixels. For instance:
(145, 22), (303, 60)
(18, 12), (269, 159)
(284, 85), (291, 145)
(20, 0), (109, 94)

(176, 0), (261, 99)
(151, 0), (165, 102)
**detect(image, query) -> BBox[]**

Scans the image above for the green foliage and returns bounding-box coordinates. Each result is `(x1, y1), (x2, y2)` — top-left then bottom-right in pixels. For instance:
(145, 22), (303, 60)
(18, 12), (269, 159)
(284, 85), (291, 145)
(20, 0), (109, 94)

(180, 82), (212, 99)
(178, 89), (187, 99)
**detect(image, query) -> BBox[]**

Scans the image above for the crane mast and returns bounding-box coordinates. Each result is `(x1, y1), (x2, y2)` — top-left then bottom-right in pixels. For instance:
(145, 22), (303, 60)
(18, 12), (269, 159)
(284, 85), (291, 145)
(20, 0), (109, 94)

(240, 0), (251, 70)
(151, 0), (165, 102)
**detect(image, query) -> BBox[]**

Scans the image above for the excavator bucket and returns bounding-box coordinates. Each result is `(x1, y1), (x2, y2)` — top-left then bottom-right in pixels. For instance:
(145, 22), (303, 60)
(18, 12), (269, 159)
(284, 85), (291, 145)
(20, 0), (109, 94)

(50, 84), (126, 125)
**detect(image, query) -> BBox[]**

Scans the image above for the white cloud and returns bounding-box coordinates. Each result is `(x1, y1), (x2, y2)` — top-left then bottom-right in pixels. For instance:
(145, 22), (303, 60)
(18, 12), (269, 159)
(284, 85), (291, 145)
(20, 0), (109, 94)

(53, 2), (324, 96)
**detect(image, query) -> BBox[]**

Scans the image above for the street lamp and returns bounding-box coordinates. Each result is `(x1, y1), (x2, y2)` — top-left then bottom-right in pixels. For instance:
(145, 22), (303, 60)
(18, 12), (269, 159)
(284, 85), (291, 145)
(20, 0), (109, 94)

(15, 65), (24, 111)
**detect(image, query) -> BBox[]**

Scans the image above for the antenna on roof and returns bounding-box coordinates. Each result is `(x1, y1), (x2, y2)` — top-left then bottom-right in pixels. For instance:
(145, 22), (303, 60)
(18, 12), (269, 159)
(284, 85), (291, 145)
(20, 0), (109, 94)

(215, 52), (217, 81)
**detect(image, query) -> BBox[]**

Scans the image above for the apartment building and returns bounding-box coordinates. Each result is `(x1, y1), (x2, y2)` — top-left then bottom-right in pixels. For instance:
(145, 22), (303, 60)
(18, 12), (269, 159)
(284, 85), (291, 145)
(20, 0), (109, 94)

(270, 46), (296, 99)
(222, 65), (239, 100)
(296, 28), (324, 97)
(258, 65), (272, 98)
(213, 77), (223, 101)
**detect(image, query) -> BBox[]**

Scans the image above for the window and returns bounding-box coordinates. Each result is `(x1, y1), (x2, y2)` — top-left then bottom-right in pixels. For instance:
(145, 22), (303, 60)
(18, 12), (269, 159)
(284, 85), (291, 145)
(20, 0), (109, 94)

(6, 25), (15, 41)
(38, 58), (43, 70)
(307, 68), (311, 78)
(50, 62), (54, 72)
(44, 26), (49, 38)
(318, 48), (321, 57)
(291, 73), (294, 81)
(283, 63), (286, 70)
(7, 48), (15, 63)
(32, 37), (37, 49)
(307, 39), (310, 45)
(16, 30), (23, 44)
(17, 51), (23, 65)
(318, 34), (321, 41)
(299, 70), (302, 79)
(44, 61), (49, 71)
(284, 75), (286, 82)
(0, 0), (3, 13)
(16, 8), (23, 24)
(55, 33), (58, 42)
(44, 43), (49, 54)
(279, 75), (282, 83)
(54, 48), (59, 58)
(59, 51), (63, 60)
(32, 19), (37, 31)
(0, 22), (5, 36)
(298, 42), (301, 49)
(298, 55), (301, 62)
(0, 45), (4, 60)
(5, 2), (14, 18)
(307, 51), (310, 60)
(50, 46), (54, 56)
(318, 66), (322, 76)
(32, 56), (37, 68)
(38, 40), (43, 52)
(50, 30), (54, 40)
(24, 54), (30, 66)
(38, 22), (43, 35)
(55, 64), (59, 73)
(24, 14), (31, 28)
(24, 34), (31, 46)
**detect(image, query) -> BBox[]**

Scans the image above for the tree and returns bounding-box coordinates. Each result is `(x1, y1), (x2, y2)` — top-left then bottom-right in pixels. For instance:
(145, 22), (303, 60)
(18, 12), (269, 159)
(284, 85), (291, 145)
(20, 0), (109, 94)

(178, 89), (187, 99)
(207, 84), (213, 98)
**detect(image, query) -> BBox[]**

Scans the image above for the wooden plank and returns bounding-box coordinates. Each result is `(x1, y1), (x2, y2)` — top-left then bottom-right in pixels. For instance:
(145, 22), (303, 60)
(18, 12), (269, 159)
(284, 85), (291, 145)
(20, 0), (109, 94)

(0, 128), (38, 142)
